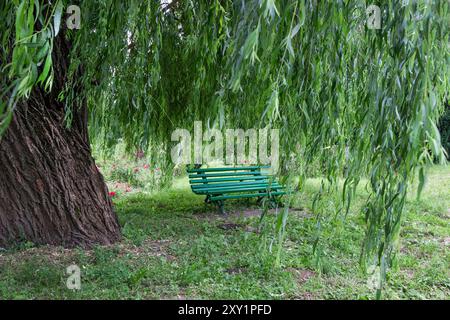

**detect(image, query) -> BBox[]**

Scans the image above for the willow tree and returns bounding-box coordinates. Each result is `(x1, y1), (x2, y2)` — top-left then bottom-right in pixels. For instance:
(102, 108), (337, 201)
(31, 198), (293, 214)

(0, 0), (448, 279)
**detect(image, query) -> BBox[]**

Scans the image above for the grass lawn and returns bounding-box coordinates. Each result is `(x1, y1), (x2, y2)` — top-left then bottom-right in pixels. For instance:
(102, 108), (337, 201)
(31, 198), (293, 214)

(0, 165), (449, 300)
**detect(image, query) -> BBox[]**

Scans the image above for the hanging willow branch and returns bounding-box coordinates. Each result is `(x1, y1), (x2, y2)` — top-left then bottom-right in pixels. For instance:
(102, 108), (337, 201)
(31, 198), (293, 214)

(1, 0), (449, 294)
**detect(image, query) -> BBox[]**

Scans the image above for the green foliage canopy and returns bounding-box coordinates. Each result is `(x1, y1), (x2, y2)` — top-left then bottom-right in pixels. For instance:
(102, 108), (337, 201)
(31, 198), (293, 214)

(1, 0), (449, 290)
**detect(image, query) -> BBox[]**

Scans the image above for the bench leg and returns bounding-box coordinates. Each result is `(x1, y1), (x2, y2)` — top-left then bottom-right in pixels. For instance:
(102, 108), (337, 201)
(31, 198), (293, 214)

(265, 195), (283, 209)
(257, 193), (281, 208)
(271, 195), (285, 208)
(215, 200), (225, 215)
(257, 196), (266, 206)
(256, 190), (266, 206)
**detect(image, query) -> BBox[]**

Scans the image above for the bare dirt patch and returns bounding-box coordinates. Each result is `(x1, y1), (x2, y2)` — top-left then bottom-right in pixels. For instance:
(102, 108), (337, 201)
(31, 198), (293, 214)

(116, 238), (175, 261)
(444, 208), (450, 219)
(217, 223), (244, 231)
(225, 267), (247, 275)
(0, 238), (176, 268)
(198, 207), (313, 220)
(403, 269), (415, 279)
(0, 245), (80, 267)
(296, 292), (317, 300)
(287, 267), (317, 284)
(442, 237), (450, 247)
(232, 207), (313, 219)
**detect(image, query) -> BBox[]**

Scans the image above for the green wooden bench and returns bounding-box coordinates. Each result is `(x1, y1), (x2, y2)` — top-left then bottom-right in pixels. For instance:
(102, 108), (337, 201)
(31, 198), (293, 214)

(187, 166), (287, 214)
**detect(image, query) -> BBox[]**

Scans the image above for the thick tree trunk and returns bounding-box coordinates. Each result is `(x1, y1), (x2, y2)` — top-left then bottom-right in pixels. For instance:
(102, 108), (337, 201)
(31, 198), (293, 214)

(0, 34), (121, 248)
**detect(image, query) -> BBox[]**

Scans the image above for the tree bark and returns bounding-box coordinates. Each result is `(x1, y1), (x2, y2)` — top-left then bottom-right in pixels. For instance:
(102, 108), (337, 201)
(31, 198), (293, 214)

(0, 34), (121, 248)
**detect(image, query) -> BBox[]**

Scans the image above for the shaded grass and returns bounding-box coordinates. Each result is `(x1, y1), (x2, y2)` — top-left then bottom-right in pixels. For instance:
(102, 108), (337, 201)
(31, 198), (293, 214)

(0, 166), (448, 300)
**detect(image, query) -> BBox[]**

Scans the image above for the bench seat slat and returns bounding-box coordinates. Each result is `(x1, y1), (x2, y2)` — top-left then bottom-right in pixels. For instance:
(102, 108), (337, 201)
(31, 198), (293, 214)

(190, 176), (270, 184)
(193, 182), (281, 192)
(195, 185), (283, 194)
(191, 180), (274, 189)
(210, 191), (287, 201)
